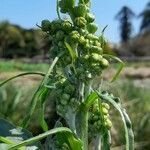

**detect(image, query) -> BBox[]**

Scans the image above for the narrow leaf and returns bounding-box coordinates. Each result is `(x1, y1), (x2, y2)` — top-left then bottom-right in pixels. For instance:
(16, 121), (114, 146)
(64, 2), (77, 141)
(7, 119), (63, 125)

(103, 54), (125, 82)
(65, 42), (77, 63)
(97, 91), (134, 150)
(84, 92), (98, 109)
(0, 72), (45, 87)
(9, 127), (73, 150)
(21, 57), (59, 128)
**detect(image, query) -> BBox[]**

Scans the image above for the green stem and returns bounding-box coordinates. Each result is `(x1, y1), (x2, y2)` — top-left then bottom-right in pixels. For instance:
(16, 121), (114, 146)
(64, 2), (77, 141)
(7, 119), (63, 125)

(95, 135), (102, 150)
(81, 83), (92, 150)
(56, 0), (61, 20)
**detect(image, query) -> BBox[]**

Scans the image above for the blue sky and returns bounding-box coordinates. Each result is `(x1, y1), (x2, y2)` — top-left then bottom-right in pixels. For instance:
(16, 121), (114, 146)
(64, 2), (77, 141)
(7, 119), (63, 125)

(0, 0), (149, 43)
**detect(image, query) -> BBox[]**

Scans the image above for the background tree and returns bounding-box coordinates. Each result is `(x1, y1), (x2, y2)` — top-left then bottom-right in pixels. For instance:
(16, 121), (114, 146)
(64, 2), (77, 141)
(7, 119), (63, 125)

(139, 2), (150, 33)
(115, 6), (135, 43)
(0, 21), (48, 58)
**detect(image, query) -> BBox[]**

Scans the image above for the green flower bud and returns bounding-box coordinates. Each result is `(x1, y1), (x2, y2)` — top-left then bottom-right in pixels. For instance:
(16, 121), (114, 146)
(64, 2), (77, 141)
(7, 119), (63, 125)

(73, 4), (87, 17)
(51, 19), (62, 32)
(59, 0), (75, 13)
(84, 54), (89, 60)
(85, 13), (95, 23)
(92, 115), (99, 121)
(102, 102), (110, 110)
(86, 34), (99, 41)
(90, 46), (103, 54)
(87, 23), (98, 34)
(100, 58), (109, 68)
(65, 0), (75, 9)
(103, 114), (109, 120)
(78, 29), (88, 35)
(57, 105), (65, 114)
(56, 30), (65, 40)
(69, 31), (80, 41)
(62, 20), (72, 32)
(94, 40), (101, 47)
(102, 107), (108, 115)
(41, 20), (51, 32)
(74, 17), (87, 28)
(105, 119), (112, 130)
(79, 36), (86, 45)
(84, 39), (90, 49)
(91, 53), (103, 62)
(62, 93), (70, 101)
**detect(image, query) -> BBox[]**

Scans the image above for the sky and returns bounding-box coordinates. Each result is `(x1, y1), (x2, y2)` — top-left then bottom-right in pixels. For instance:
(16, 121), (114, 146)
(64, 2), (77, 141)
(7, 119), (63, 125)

(0, 0), (149, 43)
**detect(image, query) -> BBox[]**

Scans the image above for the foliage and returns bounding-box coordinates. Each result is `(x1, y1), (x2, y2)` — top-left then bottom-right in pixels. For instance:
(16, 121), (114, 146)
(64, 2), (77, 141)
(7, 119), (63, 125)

(139, 2), (150, 33)
(0, 0), (134, 150)
(0, 21), (48, 58)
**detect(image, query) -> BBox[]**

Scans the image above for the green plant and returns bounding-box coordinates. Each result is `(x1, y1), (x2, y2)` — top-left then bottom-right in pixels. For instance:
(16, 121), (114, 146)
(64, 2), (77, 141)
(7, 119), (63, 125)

(0, 0), (134, 149)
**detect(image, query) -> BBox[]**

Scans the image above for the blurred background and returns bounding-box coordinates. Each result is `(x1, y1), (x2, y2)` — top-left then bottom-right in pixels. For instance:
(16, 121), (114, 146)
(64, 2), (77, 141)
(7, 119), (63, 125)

(0, 0), (150, 149)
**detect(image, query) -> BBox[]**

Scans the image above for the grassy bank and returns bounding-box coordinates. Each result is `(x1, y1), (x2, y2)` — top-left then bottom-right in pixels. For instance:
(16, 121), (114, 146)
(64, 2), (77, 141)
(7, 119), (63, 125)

(0, 60), (49, 72)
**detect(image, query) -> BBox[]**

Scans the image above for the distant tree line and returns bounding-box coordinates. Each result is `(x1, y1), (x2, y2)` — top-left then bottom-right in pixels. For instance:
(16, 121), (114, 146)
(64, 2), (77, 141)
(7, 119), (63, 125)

(0, 21), (50, 58)
(116, 2), (150, 43)
(0, 2), (149, 58)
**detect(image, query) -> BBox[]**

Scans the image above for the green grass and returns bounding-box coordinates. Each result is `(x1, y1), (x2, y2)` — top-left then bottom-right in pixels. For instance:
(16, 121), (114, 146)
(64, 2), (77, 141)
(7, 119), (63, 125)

(0, 60), (49, 72)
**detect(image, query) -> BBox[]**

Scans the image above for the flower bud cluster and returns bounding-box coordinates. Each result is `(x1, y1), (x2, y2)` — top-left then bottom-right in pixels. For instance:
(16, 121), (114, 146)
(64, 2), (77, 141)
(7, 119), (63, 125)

(55, 80), (80, 116)
(41, 0), (109, 80)
(88, 101), (112, 137)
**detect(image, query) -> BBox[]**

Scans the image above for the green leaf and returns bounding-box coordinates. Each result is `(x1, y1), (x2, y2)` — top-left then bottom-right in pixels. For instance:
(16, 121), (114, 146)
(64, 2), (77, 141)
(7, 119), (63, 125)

(57, 132), (83, 150)
(97, 92), (134, 150)
(0, 119), (41, 150)
(103, 54), (125, 82)
(38, 86), (50, 131)
(0, 72), (45, 87)
(84, 92), (98, 109)
(65, 42), (77, 63)
(0, 144), (12, 150)
(21, 56), (59, 128)
(9, 127), (74, 150)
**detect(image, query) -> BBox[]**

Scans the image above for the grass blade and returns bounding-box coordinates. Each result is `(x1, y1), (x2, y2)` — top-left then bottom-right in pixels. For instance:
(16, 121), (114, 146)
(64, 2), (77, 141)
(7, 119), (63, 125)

(38, 86), (50, 131)
(103, 54), (125, 82)
(21, 57), (59, 128)
(0, 72), (45, 87)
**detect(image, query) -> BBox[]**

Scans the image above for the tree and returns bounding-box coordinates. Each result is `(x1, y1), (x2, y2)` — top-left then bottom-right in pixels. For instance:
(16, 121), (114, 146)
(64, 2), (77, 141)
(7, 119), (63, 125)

(115, 6), (135, 43)
(0, 21), (25, 58)
(139, 2), (150, 33)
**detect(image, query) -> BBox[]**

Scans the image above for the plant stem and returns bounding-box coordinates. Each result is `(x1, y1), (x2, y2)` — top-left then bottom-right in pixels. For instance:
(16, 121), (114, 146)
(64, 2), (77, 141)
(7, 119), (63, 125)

(95, 135), (102, 150)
